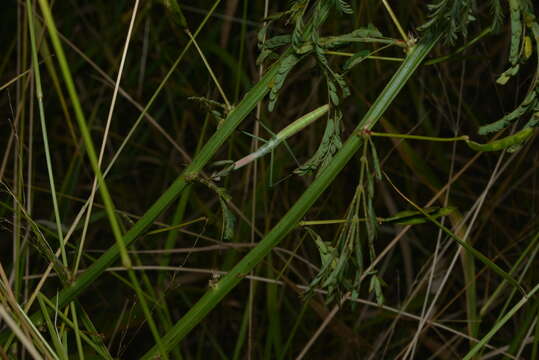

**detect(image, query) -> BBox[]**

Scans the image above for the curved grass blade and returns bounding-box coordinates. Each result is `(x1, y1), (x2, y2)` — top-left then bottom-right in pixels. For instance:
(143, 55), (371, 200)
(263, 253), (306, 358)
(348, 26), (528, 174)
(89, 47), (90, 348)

(298, 206), (455, 226)
(385, 206), (456, 225)
(1, 37), (297, 346)
(384, 172), (524, 294)
(0, 10), (331, 344)
(462, 282), (539, 360)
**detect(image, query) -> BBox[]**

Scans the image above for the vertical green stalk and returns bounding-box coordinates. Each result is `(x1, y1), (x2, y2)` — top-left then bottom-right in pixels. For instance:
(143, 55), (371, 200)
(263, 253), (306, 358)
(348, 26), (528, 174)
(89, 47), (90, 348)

(36, 294), (66, 359)
(157, 113), (210, 287)
(463, 283), (539, 360)
(35, 0), (168, 358)
(0, 6), (316, 342)
(13, 1), (30, 305)
(27, 0), (67, 269)
(141, 31), (443, 359)
(69, 303), (84, 360)
(234, 0), (249, 101)
(35, 0), (125, 289)
(25, 47), (289, 322)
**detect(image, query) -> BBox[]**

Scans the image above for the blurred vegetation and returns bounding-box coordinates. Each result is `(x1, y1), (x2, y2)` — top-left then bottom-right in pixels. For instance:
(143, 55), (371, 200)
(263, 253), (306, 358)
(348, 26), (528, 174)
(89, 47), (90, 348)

(1, 0), (538, 359)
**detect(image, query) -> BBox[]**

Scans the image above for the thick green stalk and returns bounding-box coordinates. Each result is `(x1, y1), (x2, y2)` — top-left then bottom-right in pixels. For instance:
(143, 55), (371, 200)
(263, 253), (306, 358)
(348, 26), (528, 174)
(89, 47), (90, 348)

(37, 0), (127, 275)
(0, 7), (318, 342)
(55, 58), (282, 295)
(141, 32), (443, 359)
(0, 46), (289, 343)
(36, 1), (168, 357)
(27, 0), (66, 265)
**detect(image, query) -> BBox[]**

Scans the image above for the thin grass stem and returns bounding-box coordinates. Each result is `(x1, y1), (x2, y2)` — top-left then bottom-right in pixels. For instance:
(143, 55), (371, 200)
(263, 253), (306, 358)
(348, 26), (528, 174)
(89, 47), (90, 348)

(141, 30), (444, 359)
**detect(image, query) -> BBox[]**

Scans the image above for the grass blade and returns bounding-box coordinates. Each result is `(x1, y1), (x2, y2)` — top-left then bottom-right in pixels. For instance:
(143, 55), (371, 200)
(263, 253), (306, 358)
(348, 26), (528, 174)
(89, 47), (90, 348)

(6, 37), (293, 340)
(141, 30), (443, 359)
(462, 282), (539, 360)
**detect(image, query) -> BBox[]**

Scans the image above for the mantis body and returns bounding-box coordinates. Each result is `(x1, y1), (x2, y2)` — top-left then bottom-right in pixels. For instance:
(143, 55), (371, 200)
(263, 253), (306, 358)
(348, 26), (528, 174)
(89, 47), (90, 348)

(213, 104), (329, 178)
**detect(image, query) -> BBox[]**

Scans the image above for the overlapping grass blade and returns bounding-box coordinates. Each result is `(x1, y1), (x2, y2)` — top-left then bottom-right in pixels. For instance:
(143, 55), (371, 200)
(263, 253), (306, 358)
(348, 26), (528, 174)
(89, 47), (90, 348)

(142, 30), (443, 359)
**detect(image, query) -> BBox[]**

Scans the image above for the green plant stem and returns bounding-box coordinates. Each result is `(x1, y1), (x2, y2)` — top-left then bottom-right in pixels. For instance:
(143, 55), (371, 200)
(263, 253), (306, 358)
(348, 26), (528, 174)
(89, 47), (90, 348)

(366, 129), (536, 153)
(4, 33), (291, 343)
(383, 173), (523, 293)
(0, 7), (315, 345)
(381, 0), (410, 46)
(299, 206), (455, 226)
(69, 303), (84, 360)
(424, 26), (493, 65)
(35, 295), (66, 359)
(328, 26), (493, 66)
(186, 29), (231, 110)
(462, 283), (539, 360)
(532, 301), (539, 360)
(27, 0), (67, 268)
(325, 50), (404, 62)
(0, 304), (45, 360)
(480, 230), (539, 316)
(141, 31), (443, 359)
(36, 295), (113, 359)
(36, 0), (127, 274)
(8, 0), (223, 330)
(36, 1), (168, 358)
(366, 131), (469, 142)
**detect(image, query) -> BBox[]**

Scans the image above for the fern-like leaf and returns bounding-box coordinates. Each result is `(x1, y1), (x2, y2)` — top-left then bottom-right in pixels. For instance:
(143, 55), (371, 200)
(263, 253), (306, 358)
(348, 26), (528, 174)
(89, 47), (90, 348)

(295, 111), (342, 176)
(418, 0), (476, 44)
(268, 54), (301, 111)
(335, 0), (353, 14)
(479, 91), (538, 135)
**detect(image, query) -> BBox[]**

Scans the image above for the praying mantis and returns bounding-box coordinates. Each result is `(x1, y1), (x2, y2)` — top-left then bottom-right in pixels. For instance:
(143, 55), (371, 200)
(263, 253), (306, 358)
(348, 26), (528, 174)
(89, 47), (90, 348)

(212, 104), (329, 180)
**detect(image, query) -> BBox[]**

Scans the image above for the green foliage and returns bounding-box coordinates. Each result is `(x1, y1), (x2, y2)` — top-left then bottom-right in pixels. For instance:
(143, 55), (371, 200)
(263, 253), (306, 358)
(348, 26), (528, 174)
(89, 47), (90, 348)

(343, 49), (370, 71)
(419, 0), (478, 43)
(303, 138), (382, 305)
(256, 1), (399, 174)
(294, 110), (342, 177)
(334, 0), (353, 15)
(1, 184), (70, 283)
(368, 273), (386, 306)
(468, 127), (535, 152)
(268, 54), (301, 112)
(258, 1), (390, 111)
(217, 191), (236, 241)
(189, 96), (230, 125)
(187, 176), (236, 241)
(479, 1), (539, 135)
(418, 0), (478, 43)
(384, 206), (456, 225)
(495, 64), (520, 85)
(418, 0), (506, 43)
(489, 0), (505, 32)
(479, 91), (537, 134)
(4, 0), (539, 358)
